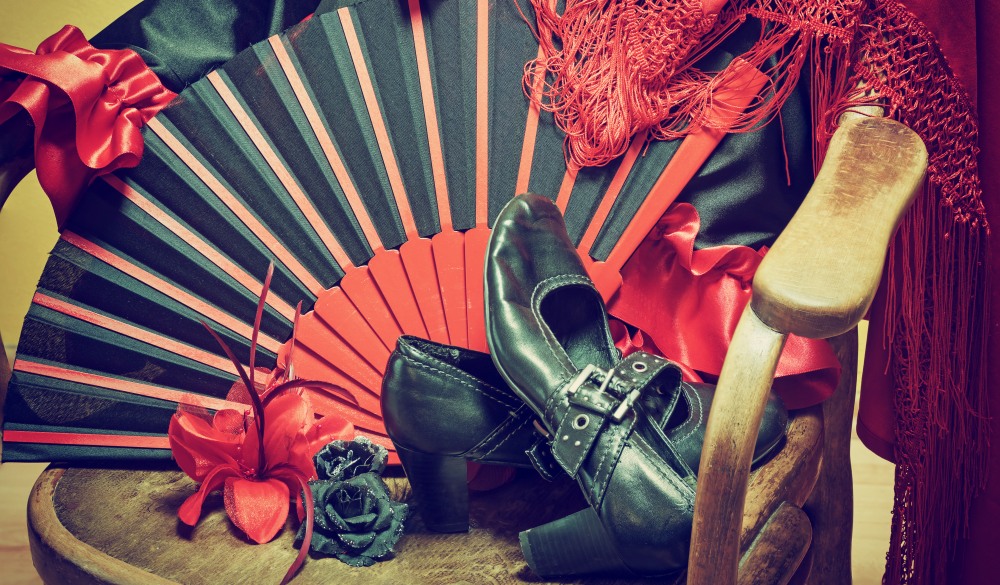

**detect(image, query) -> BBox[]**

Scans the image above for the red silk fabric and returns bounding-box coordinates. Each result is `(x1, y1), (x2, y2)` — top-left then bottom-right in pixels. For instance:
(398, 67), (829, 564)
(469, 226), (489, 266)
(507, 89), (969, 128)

(609, 203), (841, 409)
(0, 25), (175, 227)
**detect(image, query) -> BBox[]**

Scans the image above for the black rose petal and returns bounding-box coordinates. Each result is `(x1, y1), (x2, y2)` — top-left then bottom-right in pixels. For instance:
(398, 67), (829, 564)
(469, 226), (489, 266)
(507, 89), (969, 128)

(314, 437), (388, 481)
(295, 472), (408, 567)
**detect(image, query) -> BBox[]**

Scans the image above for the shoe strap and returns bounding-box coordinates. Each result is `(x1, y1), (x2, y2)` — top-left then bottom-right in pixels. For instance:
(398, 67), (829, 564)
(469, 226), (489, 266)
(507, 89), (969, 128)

(526, 433), (564, 481)
(549, 352), (681, 476)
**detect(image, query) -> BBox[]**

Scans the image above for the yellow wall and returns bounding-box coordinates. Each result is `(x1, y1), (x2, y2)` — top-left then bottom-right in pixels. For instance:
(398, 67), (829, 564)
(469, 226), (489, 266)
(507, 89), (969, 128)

(0, 1), (140, 362)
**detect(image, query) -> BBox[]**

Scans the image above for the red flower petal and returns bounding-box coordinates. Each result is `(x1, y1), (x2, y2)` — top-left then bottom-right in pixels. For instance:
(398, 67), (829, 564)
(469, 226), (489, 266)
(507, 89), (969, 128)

(224, 477), (290, 544)
(306, 414), (355, 453)
(169, 410), (243, 481)
(262, 393), (315, 478)
(177, 464), (241, 526)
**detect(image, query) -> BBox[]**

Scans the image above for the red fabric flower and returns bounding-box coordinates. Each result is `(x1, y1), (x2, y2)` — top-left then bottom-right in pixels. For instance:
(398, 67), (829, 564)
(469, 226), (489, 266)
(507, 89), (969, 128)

(0, 25), (175, 226)
(168, 265), (357, 584)
(169, 388), (355, 543)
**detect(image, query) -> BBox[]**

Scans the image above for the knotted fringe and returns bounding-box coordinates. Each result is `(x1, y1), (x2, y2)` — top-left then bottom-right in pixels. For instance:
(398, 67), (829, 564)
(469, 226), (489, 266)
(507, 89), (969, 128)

(826, 5), (990, 583)
(524, 1), (989, 583)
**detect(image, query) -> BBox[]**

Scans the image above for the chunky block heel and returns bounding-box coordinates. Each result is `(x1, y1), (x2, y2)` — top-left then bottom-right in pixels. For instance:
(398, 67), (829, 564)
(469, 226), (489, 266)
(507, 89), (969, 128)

(395, 445), (470, 532)
(519, 507), (630, 577)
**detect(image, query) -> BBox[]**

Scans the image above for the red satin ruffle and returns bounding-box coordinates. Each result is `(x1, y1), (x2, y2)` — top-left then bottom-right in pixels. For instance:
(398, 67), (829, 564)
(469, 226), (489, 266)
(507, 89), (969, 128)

(609, 203), (841, 409)
(0, 25), (175, 227)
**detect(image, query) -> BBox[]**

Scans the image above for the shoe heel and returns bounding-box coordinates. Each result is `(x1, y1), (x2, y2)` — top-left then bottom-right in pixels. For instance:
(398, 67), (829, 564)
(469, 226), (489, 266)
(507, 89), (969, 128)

(396, 445), (470, 533)
(519, 507), (629, 577)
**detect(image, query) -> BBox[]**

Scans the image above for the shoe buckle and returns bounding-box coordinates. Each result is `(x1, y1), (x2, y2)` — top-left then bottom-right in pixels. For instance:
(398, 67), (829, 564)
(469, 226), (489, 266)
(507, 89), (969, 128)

(565, 364), (640, 423)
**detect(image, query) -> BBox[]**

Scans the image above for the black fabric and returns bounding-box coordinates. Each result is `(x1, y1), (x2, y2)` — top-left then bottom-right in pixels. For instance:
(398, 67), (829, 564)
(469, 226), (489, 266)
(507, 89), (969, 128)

(90, 0), (322, 92)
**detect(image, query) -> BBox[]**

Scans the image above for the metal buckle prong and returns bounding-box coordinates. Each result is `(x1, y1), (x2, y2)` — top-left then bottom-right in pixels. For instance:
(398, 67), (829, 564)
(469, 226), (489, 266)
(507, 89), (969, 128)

(611, 388), (643, 422)
(566, 365), (598, 395)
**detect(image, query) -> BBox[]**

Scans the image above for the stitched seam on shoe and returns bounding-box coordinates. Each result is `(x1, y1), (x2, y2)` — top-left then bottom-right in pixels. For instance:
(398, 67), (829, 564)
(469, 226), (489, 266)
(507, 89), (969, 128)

(673, 386), (704, 443)
(480, 414), (533, 458)
(543, 372), (575, 422)
(593, 424), (629, 507)
(550, 406), (579, 470)
(397, 354), (518, 409)
(470, 407), (527, 455)
(630, 432), (695, 496)
(407, 348), (515, 399)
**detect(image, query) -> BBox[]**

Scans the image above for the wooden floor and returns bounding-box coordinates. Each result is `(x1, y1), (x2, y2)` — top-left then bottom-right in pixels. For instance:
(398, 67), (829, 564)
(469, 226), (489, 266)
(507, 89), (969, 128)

(0, 441), (895, 585)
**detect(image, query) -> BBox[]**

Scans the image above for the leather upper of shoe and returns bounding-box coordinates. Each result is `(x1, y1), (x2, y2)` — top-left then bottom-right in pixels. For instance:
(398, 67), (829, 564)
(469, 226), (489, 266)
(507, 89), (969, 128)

(381, 335), (557, 472)
(383, 335), (787, 478)
(486, 194), (698, 573)
(485, 194), (620, 411)
(654, 381), (788, 474)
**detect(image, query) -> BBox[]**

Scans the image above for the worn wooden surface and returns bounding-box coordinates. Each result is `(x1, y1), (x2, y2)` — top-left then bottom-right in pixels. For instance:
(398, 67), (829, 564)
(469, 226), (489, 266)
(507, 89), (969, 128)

(26, 406), (819, 585)
(737, 503), (812, 585)
(751, 117), (926, 339)
(687, 308), (789, 585)
(805, 330), (859, 585)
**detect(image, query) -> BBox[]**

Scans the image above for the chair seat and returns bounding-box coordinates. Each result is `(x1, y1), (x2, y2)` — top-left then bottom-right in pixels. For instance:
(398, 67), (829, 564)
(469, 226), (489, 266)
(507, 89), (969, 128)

(27, 408), (821, 585)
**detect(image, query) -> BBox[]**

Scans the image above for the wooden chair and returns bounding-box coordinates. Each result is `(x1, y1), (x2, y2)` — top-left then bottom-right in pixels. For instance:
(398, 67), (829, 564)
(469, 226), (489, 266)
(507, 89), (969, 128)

(1, 114), (925, 584)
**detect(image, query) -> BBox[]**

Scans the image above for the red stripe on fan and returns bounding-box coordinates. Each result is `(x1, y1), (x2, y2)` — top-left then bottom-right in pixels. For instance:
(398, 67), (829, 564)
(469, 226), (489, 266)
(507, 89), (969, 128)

(339, 8), (419, 241)
(515, 46), (548, 196)
(408, 0), (452, 231)
(60, 231), (283, 354)
(554, 168), (578, 213)
(101, 175), (296, 321)
(32, 292), (239, 375)
(13, 359), (242, 412)
(146, 117), (324, 294)
(2, 430), (170, 450)
(474, 0), (489, 226)
(206, 71), (355, 271)
(575, 138), (645, 257)
(268, 37), (384, 251)
(602, 60), (770, 272)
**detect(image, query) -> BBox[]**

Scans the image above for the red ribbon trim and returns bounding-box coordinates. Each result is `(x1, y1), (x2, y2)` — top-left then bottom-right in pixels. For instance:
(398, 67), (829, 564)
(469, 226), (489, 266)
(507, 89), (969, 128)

(0, 25), (176, 227)
(609, 203), (841, 409)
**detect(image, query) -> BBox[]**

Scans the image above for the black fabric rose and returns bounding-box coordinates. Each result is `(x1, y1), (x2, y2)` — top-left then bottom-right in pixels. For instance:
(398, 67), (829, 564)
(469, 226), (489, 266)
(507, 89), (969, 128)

(295, 473), (408, 567)
(314, 436), (388, 481)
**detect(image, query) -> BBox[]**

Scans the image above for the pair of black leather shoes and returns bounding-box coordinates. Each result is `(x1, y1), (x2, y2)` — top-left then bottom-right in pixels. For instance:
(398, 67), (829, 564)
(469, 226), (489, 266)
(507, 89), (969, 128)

(381, 194), (789, 578)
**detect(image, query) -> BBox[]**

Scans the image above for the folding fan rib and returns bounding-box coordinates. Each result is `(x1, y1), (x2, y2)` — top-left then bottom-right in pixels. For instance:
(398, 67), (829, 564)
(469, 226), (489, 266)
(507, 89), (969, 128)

(266, 36), (383, 251)
(60, 231), (283, 354)
(32, 293), (241, 376)
(339, 9), (419, 241)
(102, 175), (297, 321)
(588, 60), (772, 297)
(515, 46), (548, 197)
(2, 430), (171, 450)
(351, 0), (458, 346)
(407, 0), (451, 231)
(206, 70), (354, 271)
(336, 6), (442, 344)
(13, 359), (241, 412)
(145, 118), (324, 296)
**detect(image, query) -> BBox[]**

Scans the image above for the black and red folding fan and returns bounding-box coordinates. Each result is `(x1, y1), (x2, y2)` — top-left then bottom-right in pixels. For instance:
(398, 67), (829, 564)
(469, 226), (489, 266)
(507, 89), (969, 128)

(2, 0), (773, 463)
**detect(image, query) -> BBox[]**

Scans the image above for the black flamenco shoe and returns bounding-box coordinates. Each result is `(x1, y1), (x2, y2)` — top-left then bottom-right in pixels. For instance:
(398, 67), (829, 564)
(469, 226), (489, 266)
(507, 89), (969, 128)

(381, 335), (562, 532)
(381, 335), (788, 535)
(484, 193), (710, 578)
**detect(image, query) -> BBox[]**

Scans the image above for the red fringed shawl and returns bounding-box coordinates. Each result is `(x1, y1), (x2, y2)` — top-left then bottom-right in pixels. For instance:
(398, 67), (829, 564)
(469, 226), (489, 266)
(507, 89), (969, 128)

(523, 1), (989, 583)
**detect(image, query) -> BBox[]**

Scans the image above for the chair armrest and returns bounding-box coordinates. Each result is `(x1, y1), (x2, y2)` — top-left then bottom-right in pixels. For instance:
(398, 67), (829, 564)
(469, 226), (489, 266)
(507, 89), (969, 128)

(686, 116), (926, 584)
